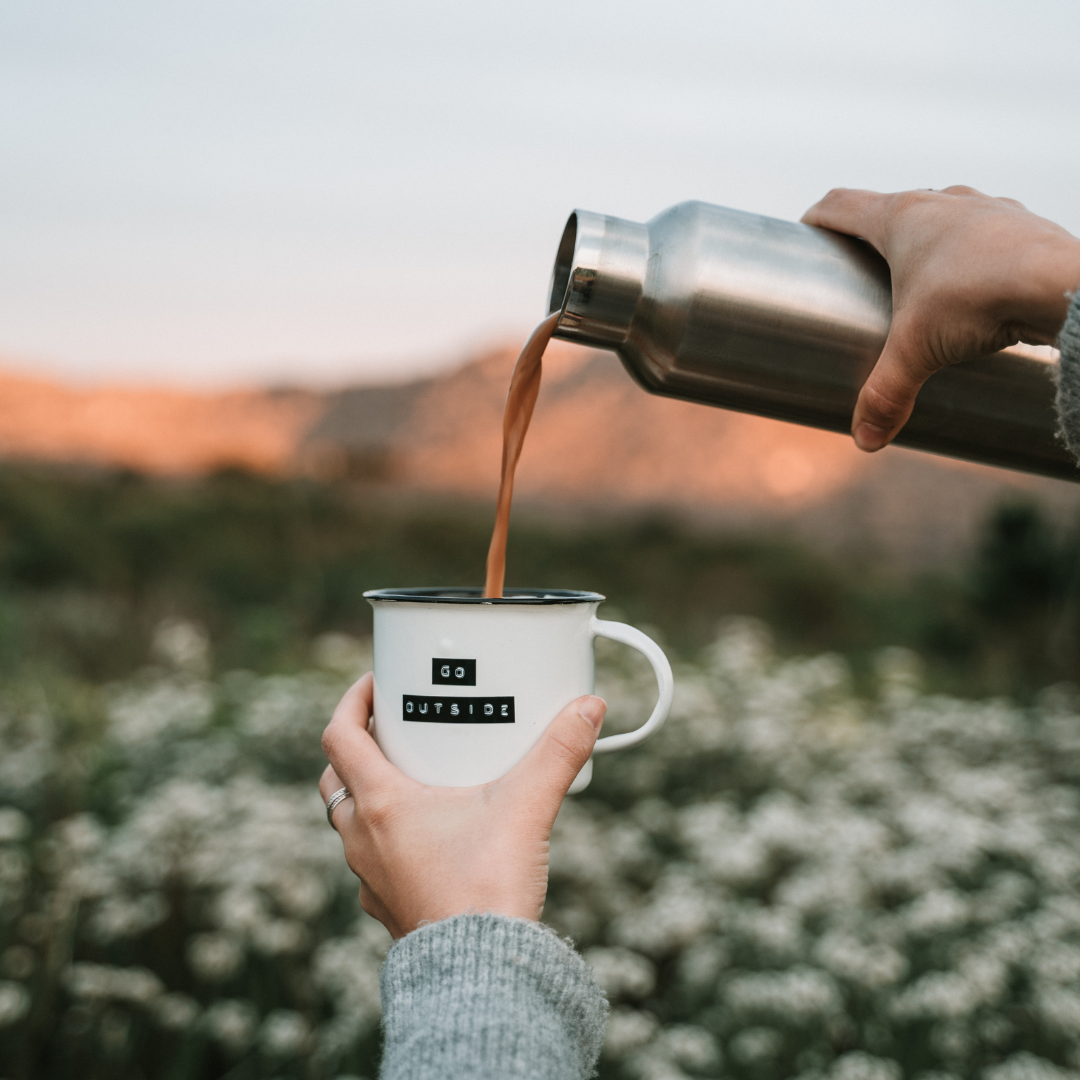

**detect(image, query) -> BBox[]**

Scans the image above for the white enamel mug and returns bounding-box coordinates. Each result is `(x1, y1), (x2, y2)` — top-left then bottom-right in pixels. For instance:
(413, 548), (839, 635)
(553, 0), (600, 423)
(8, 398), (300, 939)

(364, 588), (674, 793)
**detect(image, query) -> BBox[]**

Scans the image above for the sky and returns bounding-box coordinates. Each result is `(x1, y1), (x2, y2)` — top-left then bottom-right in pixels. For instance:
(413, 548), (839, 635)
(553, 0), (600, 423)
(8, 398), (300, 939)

(1, 0), (1079, 388)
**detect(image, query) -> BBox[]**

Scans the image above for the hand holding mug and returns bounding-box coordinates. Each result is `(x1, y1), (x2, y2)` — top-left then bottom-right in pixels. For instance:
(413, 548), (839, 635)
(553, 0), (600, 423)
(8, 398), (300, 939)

(319, 673), (606, 938)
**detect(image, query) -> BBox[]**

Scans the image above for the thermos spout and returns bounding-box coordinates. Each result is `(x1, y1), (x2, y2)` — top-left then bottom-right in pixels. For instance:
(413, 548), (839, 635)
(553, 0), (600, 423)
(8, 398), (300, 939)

(549, 210), (649, 348)
(547, 201), (1076, 483)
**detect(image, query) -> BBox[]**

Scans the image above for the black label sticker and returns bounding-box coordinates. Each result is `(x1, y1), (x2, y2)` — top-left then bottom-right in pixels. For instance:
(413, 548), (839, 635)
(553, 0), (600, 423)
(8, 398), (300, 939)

(403, 694), (514, 723)
(432, 658), (476, 685)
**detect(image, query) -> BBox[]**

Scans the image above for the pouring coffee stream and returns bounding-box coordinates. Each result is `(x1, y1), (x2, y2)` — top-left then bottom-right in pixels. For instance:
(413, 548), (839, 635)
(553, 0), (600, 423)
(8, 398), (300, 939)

(483, 311), (560, 598)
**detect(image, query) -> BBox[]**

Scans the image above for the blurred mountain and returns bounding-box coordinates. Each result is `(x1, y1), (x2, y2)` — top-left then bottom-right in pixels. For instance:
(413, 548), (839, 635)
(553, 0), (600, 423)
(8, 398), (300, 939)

(300, 342), (1080, 567)
(0, 366), (321, 474)
(0, 344), (1077, 567)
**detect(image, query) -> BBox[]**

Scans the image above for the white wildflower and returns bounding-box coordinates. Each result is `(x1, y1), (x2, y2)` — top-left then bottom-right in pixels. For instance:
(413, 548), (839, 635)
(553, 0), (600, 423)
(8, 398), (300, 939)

(311, 633), (371, 676)
(89, 892), (168, 942)
(973, 872), (1032, 923)
(603, 1006), (659, 1056)
(273, 872), (330, 920)
(625, 1052), (691, 1080)
(706, 617), (773, 680)
(1033, 845), (1080, 889)
(611, 873), (718, 955)
(259, 1008), (310, 1056)
(549, 801), (629, 885)
(154, 992), (201, 1030)
(187, 933), (244, 981)
(0, 807), (30, 843)
(1031, 944), (1080, 985)
(678, 801), (771, 885)
(731, 1025), (784, 1064)
(56, 813), (106, 856)
(675, 937), (727, 990)
(0, 981), (30, 1027)
(725, 966), (842, 1022)
(0, 712), (55, 799)
(251, 919), (308, 956)
(890, 971), (980, 1021)
(903, 890), (971, 936)
(585, 947), (656, 1001)
(657, 1024), (720, 1070)
(731, 903), (804, 960)
(203, 998), (258, 1052)
(152, 618), (211, 674)
(829, 1051), (902, 1080)
(1034, 986), (1080, 1037)
(983, 1052), (1080, 1080)
(212, 888), (269, 933)
(108, 679), (213, 747)
(875, 647), (924, 708)
(1, 945), (35, 980)
(312, 929), (384, 1033)
(814, 932), (908, 989)
(64, 963), (163, 1004)
(0, 848), (27, 896)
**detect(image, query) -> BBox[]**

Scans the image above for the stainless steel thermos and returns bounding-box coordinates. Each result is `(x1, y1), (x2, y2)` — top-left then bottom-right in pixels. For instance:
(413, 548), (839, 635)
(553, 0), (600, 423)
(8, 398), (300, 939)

(547, 201), (1075, 482)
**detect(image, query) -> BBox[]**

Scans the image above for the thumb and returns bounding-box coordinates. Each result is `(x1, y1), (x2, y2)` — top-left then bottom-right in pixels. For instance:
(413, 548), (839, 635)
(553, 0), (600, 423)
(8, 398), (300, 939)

(851, 322), (940, 451)
(506, 695), (605, 800)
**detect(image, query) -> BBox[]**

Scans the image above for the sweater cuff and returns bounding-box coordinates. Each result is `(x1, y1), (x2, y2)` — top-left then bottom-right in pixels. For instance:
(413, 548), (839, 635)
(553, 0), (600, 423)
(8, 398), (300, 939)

(1056, 290), (1080, 462)
(378, 913), (608, 1080)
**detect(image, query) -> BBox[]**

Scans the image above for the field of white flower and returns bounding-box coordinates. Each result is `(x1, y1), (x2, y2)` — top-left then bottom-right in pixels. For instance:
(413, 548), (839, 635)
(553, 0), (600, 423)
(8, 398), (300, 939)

(2, 616), (1080, 1080)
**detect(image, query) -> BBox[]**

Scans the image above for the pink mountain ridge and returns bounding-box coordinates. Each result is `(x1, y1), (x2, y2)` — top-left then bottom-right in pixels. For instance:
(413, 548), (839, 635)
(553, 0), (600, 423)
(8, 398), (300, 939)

(0, 341), (1074, 567)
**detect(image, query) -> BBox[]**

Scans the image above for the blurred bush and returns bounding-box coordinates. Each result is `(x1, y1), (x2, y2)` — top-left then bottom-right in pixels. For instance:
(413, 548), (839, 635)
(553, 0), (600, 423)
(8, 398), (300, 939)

(2, 618), (1080, 1078)
(0, 464), (1071, 696)
(0, 625), (382, 1079)
(563, 622), (1080, 1080)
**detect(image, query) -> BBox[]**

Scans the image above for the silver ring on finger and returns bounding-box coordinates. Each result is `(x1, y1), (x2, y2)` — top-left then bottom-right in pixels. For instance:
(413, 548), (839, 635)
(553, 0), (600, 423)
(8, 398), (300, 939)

(325, 786), (352, 829)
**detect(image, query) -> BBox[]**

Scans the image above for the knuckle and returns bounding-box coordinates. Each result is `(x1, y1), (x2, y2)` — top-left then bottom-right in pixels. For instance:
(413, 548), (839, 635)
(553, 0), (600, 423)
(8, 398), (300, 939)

(815, 188), (861, 217)
(330, 806), (351, 837)
(891, 189), (931, 216)
(546, 725), (590, 771)
(320, 725), (340, 760)
(358, 789), (395, 830)
(861, 379), (911, 422)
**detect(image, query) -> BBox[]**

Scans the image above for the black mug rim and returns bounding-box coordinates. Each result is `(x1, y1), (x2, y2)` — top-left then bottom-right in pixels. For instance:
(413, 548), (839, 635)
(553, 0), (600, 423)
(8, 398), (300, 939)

(364, 587), (605, 606)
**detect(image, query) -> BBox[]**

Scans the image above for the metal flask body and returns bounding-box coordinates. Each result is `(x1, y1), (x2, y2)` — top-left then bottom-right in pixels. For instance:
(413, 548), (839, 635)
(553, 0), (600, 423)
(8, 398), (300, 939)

(547, 201), (1076, 481)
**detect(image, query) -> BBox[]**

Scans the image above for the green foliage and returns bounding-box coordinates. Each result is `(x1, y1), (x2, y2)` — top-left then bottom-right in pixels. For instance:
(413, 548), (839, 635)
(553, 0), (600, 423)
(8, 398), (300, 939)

(0, 465), (1069, 697)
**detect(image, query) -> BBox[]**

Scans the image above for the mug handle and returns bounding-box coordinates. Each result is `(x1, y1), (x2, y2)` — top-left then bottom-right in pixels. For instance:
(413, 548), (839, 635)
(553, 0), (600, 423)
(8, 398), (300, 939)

(590, 617), (674, 754)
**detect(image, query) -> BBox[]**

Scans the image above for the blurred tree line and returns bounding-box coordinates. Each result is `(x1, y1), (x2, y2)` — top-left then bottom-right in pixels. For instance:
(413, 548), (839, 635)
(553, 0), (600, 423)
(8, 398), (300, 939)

(0, 463), (1072, 699)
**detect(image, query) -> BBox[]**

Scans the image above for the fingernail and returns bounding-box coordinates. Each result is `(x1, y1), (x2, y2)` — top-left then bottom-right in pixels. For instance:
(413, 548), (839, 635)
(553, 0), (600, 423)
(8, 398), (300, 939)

(578, 696), (606, 730)
(854, 423), (887, 451)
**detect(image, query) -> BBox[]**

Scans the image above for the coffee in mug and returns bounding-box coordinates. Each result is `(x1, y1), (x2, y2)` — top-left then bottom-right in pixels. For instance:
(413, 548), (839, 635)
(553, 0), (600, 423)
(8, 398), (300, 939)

(364, 587), (673, 793)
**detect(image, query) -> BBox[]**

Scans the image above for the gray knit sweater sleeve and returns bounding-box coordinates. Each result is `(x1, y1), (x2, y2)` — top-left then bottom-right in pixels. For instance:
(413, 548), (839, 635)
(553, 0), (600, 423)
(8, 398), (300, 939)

(1056, 291), (1080, 460)
(378, 913), (608, 1080)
